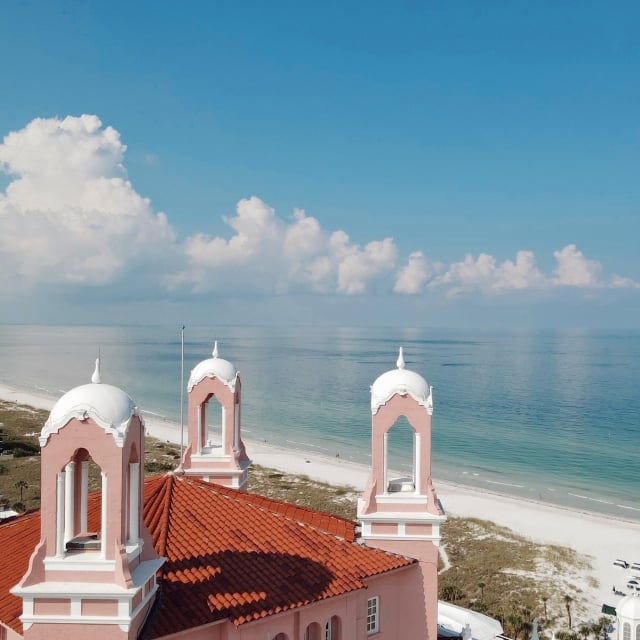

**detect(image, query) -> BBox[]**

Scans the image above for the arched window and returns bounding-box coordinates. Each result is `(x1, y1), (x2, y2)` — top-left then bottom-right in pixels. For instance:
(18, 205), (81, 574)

(197, 393), (225, 453)
(325, 615), (340, 640)
(635, 624), (640, 640)
(59, 449), (103, 556)
(623, 622), (630, 640)
(385, 416), (416, 493)
(273, 634), (288, 640)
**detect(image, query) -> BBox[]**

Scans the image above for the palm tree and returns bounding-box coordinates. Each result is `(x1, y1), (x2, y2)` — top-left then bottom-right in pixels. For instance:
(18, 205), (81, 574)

(541, 595), (549, 620)
(478, 581), (486, 600)
(579, 624), (591, 640)
(597, 616), (612, 640)
(14, 479), (28, 502)
(506, 613), (522, 640)
(564, 595), (573, 629)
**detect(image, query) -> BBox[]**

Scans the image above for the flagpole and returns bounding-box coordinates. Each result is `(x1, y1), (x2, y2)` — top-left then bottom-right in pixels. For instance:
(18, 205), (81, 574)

(179, 325), (185, 469)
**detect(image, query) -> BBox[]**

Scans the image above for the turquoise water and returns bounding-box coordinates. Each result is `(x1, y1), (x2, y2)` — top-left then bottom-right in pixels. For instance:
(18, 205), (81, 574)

(0, 324), (638, 520)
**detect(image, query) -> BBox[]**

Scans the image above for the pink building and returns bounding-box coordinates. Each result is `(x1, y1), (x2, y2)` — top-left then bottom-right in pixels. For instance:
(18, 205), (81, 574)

(0, 346), (446, 640)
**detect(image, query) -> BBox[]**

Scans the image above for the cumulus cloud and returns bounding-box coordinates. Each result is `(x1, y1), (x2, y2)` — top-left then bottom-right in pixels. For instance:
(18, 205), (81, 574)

(174, 197), (398, 294)
(432, 250), (545, 295)
(552, 244), (602, 287)
(0, 115), (175, 288)
(394, 251), (442, 294)
(1, 115), (638, 304)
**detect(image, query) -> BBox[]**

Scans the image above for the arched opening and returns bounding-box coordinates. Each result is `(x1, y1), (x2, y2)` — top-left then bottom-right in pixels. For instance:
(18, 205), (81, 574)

(198, 393), (225, 454)
(59, 449), (104, 556)
(385, 416), (417, 493)
(304, 622), (322, 640)
(272, 633), (288, 640)
(325, 615), (340, 640)
(127, 443), (141, 544)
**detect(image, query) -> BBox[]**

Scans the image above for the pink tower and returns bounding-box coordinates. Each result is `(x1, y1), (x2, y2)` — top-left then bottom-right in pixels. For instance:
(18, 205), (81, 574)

(12, 359), (163, 640)
(180, 341), (250, 490)
(358, 347), (446, 640)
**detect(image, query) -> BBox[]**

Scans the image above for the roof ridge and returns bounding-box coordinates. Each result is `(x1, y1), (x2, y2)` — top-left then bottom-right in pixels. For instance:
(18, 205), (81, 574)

(143, 473), (174, 557)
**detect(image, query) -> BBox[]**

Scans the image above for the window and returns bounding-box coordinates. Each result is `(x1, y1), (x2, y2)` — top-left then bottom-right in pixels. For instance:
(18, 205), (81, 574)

(623, 623), (630, 640)
(367, 596), (379, 634)
(325, 620), (332, 640)
(636, 624), (640, 640)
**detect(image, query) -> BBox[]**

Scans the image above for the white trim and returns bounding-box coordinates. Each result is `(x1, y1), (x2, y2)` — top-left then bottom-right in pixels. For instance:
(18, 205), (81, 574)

(100, 471), (108, 559)
(129, 462), (140, 542)
(414, 432), (421, 493)
(190, 452), (232, 462)
(220, 405), (226, 451)
(374, 493), (428, 505)
(80, 460), (88, 533)
(56, 471), (65, 557)
(44, 555), (116, 572)
(43, 539), (142, 571)
(70, 598), (81, 616)
(383, 432), (388, 494)
(64, 462), (75, 544)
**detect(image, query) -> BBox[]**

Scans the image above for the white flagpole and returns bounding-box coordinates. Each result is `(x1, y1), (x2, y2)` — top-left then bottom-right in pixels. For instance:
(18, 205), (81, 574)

(179, 325), (185, 468)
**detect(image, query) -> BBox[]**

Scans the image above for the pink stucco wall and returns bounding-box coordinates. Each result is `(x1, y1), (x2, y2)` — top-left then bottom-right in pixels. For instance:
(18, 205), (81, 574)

(154, 564), (426, 640)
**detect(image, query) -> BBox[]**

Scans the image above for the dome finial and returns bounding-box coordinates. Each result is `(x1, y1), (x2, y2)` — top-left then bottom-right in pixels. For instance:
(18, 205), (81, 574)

(396, 347), (405, 370)
(91, 355), (102, 384)
(212, 340), (219, 359)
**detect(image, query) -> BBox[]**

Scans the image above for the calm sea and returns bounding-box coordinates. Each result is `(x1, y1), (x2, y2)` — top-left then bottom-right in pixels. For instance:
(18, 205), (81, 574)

(0, 324), (638, 521)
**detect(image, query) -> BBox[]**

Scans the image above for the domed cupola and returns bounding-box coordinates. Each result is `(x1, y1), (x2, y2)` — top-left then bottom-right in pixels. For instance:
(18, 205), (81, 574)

(358, 347), (445, 640)
(40, 359), (138, 447)
(188, 341), (238, 392)
(182, 341), (250, 490)
(13, 358), (163, 640)
(370, 347), (432, 415)
(617, 592), (640, 640)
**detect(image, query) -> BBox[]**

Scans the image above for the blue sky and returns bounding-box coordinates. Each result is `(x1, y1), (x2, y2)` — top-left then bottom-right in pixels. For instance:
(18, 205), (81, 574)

(0, 1), (639, 327)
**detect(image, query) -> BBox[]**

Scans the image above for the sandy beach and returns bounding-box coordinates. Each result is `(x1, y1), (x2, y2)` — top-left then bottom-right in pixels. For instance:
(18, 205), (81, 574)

(1, 381), (638, 625)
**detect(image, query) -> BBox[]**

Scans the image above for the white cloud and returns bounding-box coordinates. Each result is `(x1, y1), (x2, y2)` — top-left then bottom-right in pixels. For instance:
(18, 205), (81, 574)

(432, 250), (544, 294)
(1, 115), (637, 305)
(394, 251), (442, 294)
(610, 275), (640, 289)
(175, 197), (398, 294)
(336, 237), (397, 294)
(552, 244), (602, 287)
(0, 115), (175, 288)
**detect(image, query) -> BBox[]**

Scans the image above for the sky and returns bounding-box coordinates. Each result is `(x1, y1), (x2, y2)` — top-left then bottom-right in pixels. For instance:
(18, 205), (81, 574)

(0, 1), (639, 328)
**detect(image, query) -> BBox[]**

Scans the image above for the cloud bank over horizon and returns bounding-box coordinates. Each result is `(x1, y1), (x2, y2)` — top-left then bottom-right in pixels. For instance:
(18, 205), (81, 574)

(1, 115), (637, 306)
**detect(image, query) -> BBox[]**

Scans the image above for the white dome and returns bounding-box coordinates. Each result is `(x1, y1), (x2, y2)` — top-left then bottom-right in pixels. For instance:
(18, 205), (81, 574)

(188, 341), (238, 392)
(40, 359), (139, 447)
(370, 347), (432, 414)
(618, 593), (640, 621)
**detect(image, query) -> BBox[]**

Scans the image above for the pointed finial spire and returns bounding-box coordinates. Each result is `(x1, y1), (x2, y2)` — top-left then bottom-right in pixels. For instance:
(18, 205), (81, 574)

(91, 356), (102, 384)
(396, 346), (405, 370)
(212, 340), (219, 359)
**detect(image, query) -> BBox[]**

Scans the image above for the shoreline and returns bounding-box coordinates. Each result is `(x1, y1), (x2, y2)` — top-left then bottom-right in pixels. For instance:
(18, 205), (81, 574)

(2, 381), (640, 624)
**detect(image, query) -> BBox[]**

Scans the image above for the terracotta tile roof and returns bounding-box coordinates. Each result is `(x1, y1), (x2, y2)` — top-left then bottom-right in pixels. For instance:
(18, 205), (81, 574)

(141, 474), (413, 638)
(0, 510), (41, 634)
(0, 474), (414, 638)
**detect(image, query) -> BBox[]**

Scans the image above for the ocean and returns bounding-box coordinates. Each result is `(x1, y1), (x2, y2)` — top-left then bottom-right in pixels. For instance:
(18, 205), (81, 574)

(0, 324), (638, 521)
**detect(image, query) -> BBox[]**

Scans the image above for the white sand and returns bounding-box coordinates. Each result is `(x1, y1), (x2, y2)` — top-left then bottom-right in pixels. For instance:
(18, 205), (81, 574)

(2, 382), (638, 625)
